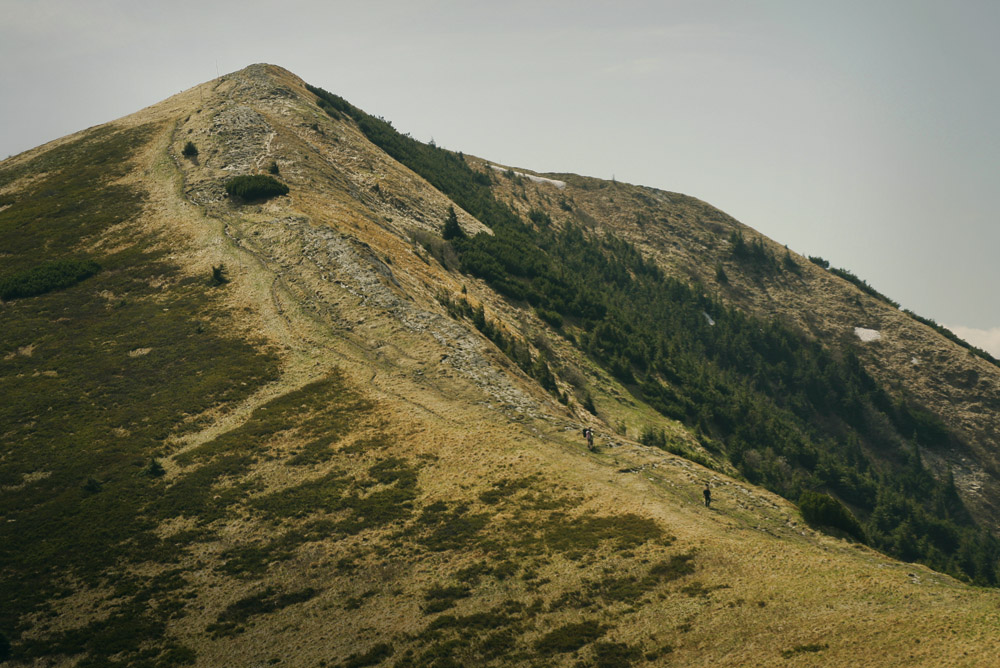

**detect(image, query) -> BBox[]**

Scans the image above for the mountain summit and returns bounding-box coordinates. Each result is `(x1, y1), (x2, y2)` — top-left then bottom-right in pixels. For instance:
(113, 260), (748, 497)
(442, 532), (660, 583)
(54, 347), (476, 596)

(1, 63), (998, 667)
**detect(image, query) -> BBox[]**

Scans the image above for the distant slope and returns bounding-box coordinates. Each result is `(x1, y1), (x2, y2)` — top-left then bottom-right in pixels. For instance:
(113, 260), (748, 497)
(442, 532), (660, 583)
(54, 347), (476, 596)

(498, 170), (1000, 527)
(0, 63), (998, 667)
(306, 82), (1000, 585)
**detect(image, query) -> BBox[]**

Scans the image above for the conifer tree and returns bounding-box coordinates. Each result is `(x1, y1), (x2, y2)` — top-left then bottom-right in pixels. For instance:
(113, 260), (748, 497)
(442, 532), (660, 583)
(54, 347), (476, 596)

(442, 206), (465, 240)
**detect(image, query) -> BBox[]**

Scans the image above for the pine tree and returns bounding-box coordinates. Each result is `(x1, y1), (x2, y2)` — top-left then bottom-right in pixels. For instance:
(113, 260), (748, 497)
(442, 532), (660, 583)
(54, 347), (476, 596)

(442, 206), (465, 240)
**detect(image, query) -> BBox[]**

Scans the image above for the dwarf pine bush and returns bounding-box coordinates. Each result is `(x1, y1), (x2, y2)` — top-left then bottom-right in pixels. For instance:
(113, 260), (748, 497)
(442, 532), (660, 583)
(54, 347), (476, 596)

(224, 174), (289, 202)
(0, 259), (101, 301)
(799, 491), (865, 542)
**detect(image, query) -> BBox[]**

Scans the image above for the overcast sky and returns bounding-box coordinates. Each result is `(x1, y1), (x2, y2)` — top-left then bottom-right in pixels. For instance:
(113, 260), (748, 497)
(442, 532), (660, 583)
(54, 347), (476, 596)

(2, 0), (997, 354)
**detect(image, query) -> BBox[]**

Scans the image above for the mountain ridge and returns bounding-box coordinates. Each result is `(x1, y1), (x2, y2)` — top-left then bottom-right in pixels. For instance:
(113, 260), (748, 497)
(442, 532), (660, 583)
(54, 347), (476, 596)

(1, 62), (998, 667)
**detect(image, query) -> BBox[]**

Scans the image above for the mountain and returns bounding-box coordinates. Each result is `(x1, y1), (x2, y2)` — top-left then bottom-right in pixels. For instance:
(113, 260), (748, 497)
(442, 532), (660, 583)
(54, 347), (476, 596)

(1, 63), (998, 667)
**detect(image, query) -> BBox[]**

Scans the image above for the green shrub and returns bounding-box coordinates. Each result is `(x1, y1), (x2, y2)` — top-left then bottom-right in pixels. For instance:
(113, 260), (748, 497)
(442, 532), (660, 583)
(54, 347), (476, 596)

(648, 552), (696, 581)
(182, 141), (198, 158)
(782, 250), (800, 273)
(206, 587), (319, 638)
(0, 259), (100, 301)
(342, 643), (393, 668)
(729, 230), (778, 271)
(534, 620), (604, 655)
(592, 641), (642, 667)
(224, 174), (289, 201)
(442, 206), (465, 240)
(536, 307), (563, 329)
(829, 266), (899, 308)
(781, 643), (828, 658)
(639, 426), (667, 448)
(423, 584), (471, 613)
(268, 160), (280, 175)
(799, 491), (865, 542)
(808, 255), (829, 269)
(528, 208), (552, 226)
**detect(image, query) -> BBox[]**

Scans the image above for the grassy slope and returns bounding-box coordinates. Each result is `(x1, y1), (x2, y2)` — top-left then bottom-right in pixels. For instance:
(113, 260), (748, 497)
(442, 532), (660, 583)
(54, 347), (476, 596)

(0, 64), (998, 667)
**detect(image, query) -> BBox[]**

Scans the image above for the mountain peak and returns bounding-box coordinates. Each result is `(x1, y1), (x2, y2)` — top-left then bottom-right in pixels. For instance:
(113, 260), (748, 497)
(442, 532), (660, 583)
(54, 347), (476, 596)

(1, 65), (998, 666)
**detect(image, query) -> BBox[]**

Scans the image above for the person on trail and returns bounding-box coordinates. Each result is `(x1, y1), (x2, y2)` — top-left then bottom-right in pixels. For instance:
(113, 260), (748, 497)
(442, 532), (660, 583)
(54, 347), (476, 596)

(586, 428), (595, 451)
(703, 483), (712, 507)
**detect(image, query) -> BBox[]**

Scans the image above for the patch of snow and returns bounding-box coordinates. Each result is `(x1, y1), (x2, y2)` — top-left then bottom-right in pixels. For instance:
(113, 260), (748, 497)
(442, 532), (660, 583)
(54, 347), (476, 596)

(854, 327), (881, 342)
(489, 165), (566, 189)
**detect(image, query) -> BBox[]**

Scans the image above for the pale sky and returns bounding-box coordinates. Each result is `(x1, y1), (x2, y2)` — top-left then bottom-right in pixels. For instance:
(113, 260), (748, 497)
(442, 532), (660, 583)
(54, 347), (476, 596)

(2, 1), (997, 353)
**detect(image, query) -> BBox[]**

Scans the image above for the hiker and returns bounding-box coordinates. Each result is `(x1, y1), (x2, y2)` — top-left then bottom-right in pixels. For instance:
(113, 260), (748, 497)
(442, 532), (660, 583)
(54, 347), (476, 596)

(703, 483), (711, 507)
(586, 428), (595, 451)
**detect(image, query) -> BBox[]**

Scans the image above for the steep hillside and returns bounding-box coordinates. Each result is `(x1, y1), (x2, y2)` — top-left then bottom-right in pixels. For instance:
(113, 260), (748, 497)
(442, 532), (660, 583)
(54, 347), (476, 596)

(309, 80), (1000, 585)
(486, 170), (1000, 527)
(1, 63), (998, 667)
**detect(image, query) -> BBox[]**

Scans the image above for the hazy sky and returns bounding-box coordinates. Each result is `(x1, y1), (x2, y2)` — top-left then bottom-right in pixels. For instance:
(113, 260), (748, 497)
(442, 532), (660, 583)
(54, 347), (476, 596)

(2, 1), (998, 354)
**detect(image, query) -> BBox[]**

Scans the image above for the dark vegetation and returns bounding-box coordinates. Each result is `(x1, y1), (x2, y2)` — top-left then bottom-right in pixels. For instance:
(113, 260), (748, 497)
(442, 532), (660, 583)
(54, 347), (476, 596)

(534, 620), (605, 655)
(548, 553), (696, 611)
(0, 124), (281, 664)
(377, 477), (678, 666)
(781, 643), (829, 659)
(729, 230), (781, 273)
(0, 258), (101, 301)
(308, 84), (518, 230)
(310, 83), (1000, 586)
(181, 141), (198, 158)
(170, 372), (381, 525)
(340, 642), (394, 668)
(210, 263), (229, 285)
(639, 425), (716, 470)
(442, 205), (465, 240)
(206, 587), (320, 638)
(224, 174), (289, 201)
(424, 584), (472, 613)
(17, 570), (198, 667)
(798, 491), (865, 542)
(827, 265), (900, 308)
